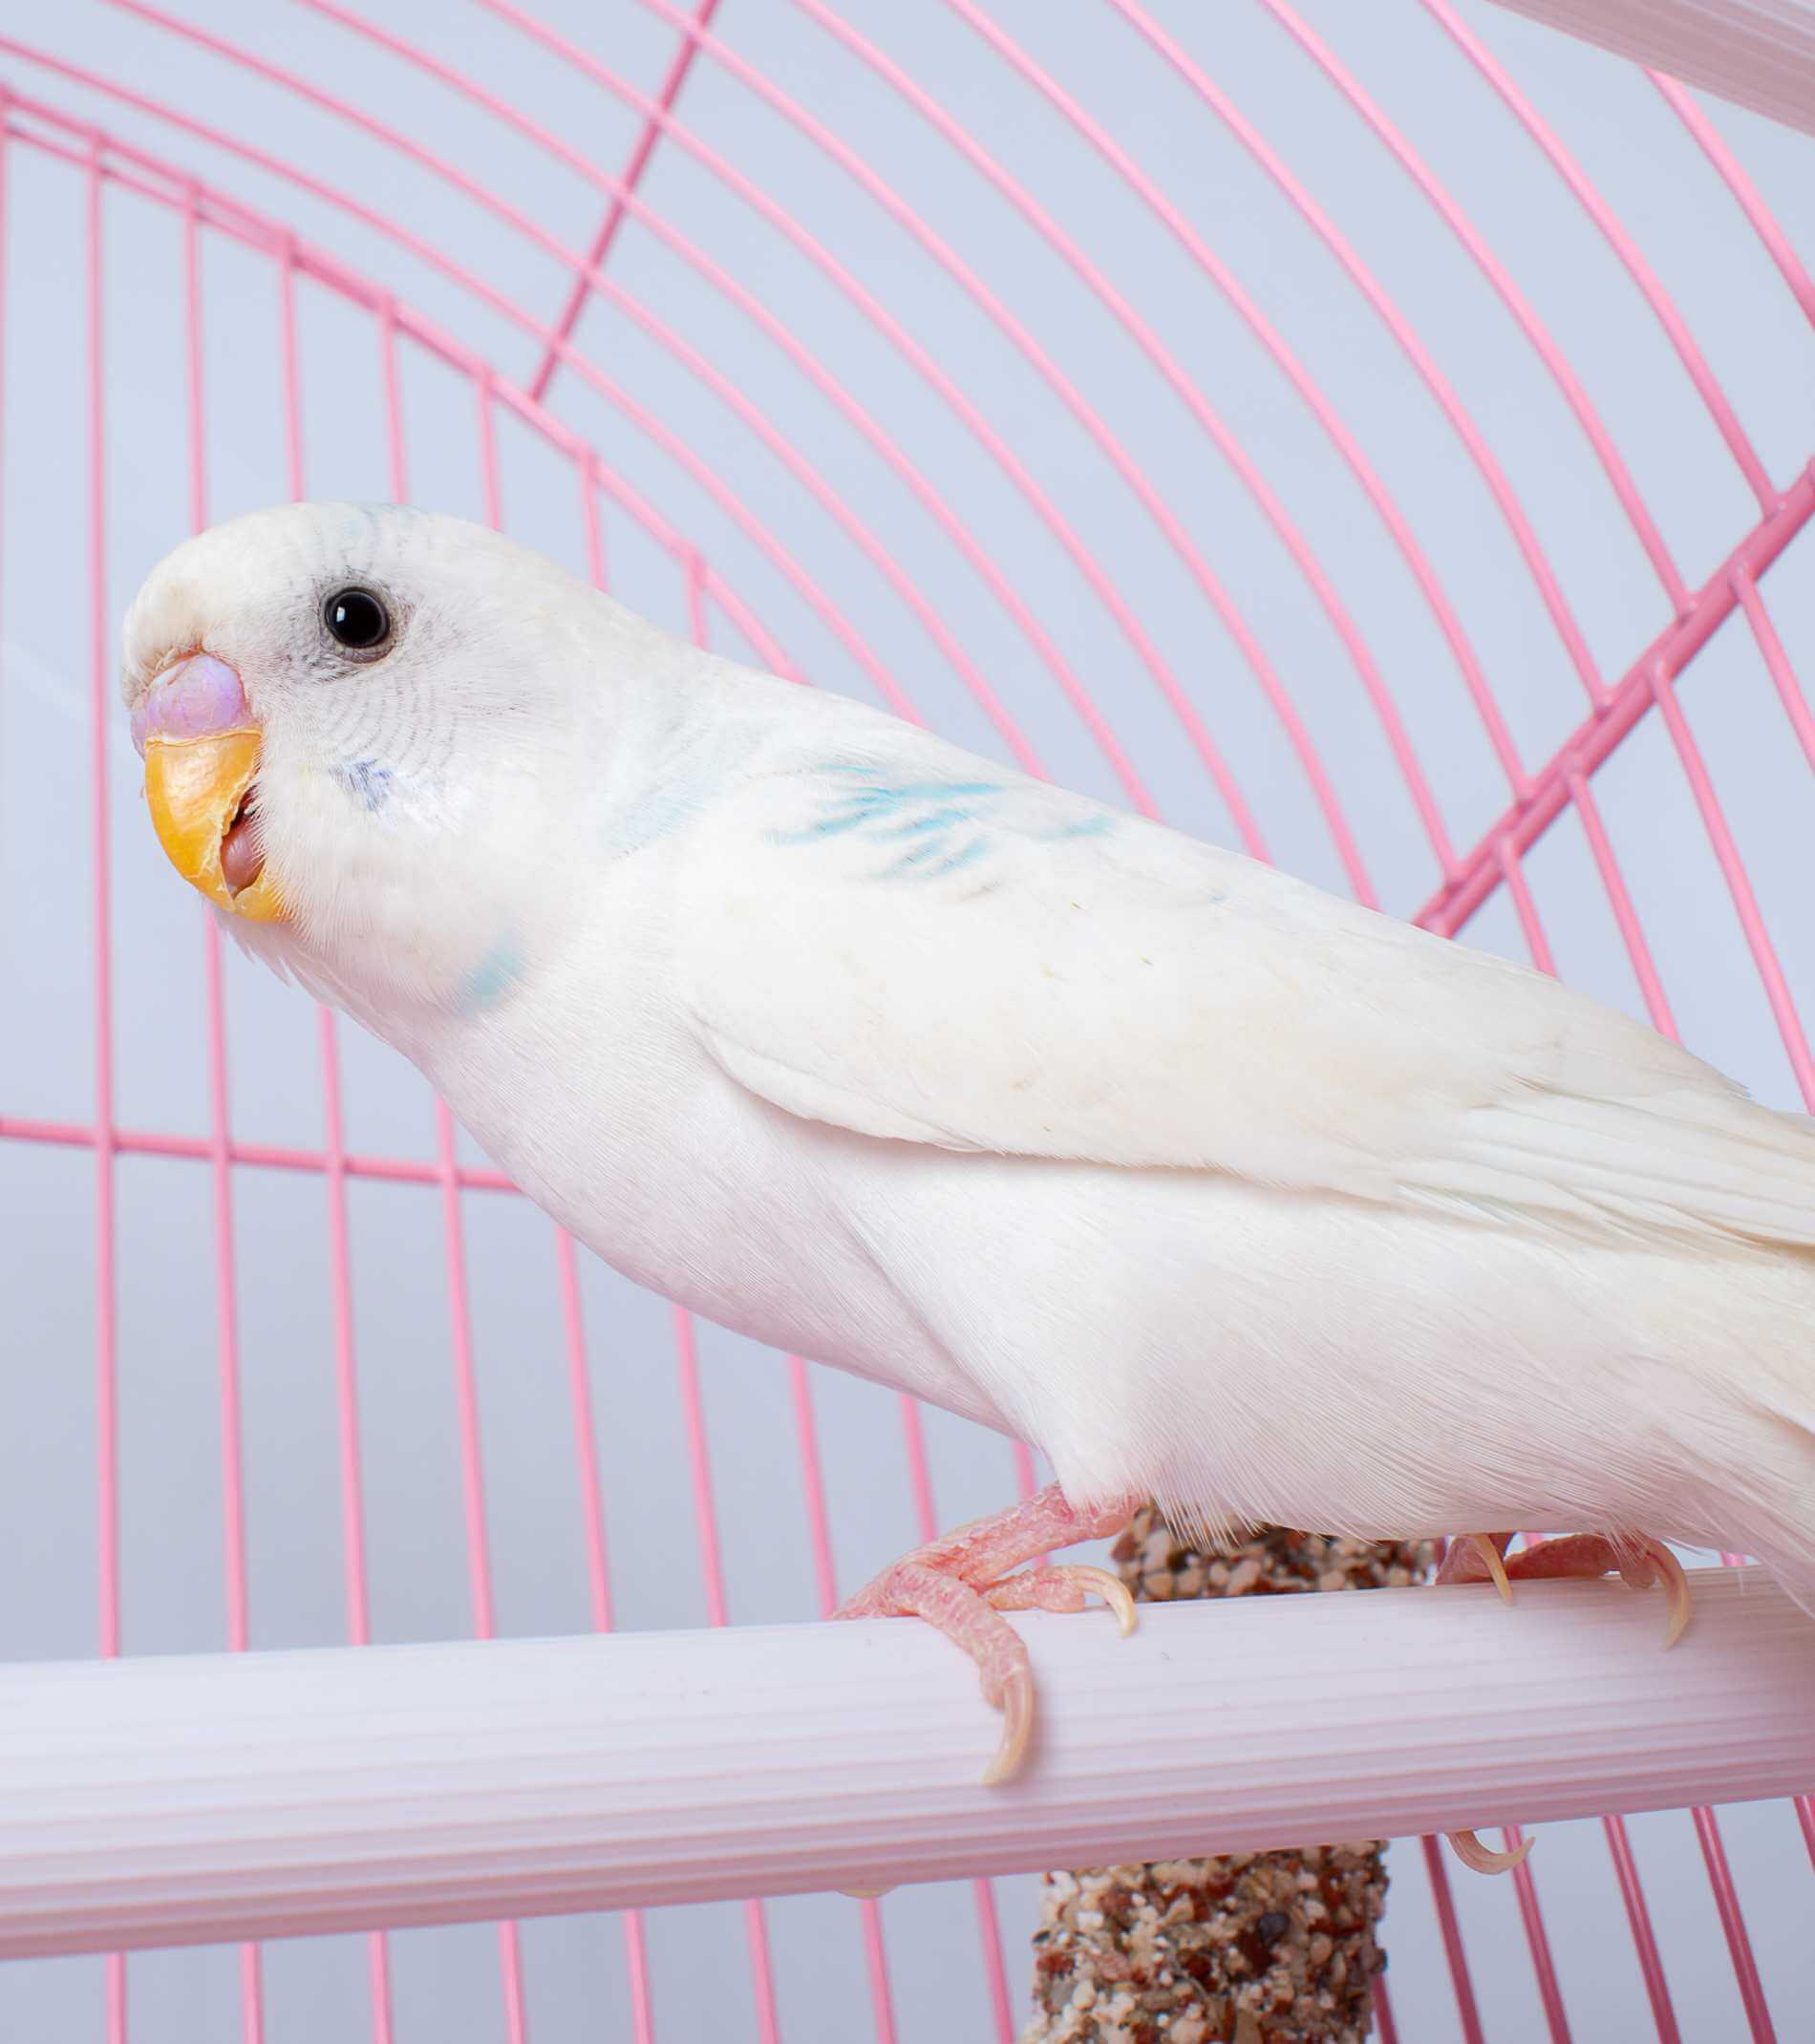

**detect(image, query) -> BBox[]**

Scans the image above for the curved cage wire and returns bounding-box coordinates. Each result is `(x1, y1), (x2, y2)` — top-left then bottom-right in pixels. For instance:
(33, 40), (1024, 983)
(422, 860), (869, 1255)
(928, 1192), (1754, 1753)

(0, 2), (1811, 2040)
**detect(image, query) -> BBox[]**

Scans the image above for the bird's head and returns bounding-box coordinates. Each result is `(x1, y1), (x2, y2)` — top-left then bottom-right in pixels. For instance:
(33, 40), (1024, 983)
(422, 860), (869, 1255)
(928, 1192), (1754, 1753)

(121, 501), (615, 1017)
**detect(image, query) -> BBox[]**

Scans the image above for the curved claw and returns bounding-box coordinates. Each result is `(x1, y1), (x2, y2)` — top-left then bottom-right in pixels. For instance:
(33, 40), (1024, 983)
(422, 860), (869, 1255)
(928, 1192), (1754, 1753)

(1061, 1564), (1139, 1637)
(840, 1882), (897, 1900)
(1468, 1534), (1515, 1603)
(980, 1663), (1035, 1786)
(1627, 1539), (1692, 1649)
(1494, 1531), (1694, 1649)
(1446, 1826), (1533, 1876)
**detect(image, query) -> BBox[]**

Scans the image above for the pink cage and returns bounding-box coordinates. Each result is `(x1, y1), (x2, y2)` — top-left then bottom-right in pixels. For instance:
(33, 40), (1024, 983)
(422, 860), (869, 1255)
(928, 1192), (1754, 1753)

(0, 2), (1812, 2040)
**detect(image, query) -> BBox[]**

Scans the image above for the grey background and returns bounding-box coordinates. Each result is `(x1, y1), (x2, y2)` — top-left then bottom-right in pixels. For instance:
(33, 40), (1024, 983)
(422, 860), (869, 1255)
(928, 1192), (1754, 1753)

(2, 1), (1813, 2038)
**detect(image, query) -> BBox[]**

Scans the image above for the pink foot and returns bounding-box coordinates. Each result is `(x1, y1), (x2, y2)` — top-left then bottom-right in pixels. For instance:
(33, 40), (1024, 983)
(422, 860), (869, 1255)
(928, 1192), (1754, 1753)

(1439, 1531), (1691, 1647)
(836, 1484), (1142, 1785)
(1437, 1529), (1693, 1876)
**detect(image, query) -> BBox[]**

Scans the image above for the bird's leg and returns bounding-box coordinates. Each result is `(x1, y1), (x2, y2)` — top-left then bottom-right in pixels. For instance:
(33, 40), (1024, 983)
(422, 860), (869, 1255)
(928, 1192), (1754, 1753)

(1439, 1531), (1692, 1647)
(1513, 1533), (1692, 1647)
(1437, 1528), (1692, 1878)
(836, 1483), (1142, 1785)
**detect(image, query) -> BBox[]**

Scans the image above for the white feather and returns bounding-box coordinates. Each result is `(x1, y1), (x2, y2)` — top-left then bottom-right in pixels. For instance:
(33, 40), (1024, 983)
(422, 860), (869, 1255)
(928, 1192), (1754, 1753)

(675, 691), (1815, 1254)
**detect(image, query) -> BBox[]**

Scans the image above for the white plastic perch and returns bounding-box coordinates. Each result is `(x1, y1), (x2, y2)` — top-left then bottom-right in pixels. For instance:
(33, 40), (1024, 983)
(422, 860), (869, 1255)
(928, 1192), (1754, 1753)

(0, 1567), (1808, 1957)
(1488, 0), (1815, 137)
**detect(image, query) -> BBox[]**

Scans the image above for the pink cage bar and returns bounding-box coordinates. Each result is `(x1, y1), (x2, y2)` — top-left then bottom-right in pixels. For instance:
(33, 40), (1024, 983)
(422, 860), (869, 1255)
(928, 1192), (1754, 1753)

(0, 3), (1810, 2041)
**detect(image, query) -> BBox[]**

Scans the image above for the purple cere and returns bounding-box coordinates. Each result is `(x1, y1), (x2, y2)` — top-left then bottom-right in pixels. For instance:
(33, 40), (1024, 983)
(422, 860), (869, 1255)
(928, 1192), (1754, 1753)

(132, 652), (250, 756)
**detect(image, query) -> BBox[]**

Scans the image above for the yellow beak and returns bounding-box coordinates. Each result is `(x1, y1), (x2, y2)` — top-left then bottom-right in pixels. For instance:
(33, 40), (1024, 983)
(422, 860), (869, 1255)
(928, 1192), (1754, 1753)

(143, 728), (285, 922)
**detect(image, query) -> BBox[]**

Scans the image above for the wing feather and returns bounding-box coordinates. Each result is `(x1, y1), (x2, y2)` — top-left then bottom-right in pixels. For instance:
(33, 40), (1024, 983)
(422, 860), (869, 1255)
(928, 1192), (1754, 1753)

(675, 696), (1815, 1251)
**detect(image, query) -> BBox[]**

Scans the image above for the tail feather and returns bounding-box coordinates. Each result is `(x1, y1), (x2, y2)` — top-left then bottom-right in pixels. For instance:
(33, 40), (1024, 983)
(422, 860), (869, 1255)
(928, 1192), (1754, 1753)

(1424, 1089), (1815, 1251)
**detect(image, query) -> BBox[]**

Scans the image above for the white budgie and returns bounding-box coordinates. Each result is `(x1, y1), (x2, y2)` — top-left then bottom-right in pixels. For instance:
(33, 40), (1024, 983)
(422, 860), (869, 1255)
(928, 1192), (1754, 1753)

(122, 504), (1815, 1848)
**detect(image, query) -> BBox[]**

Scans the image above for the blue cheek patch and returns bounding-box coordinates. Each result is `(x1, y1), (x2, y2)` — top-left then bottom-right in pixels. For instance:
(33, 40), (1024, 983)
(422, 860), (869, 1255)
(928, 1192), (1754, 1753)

(457, 933), (525, 1016)
(334, 759), (395, 813)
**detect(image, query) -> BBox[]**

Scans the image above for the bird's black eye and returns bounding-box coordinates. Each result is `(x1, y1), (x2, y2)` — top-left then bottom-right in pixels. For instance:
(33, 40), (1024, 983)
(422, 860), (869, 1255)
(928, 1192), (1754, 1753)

(323, 586), (392, 655)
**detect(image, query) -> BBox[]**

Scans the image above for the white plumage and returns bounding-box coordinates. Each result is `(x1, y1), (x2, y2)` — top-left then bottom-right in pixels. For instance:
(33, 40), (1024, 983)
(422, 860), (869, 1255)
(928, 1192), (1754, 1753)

(121, 503), (1815, 1638)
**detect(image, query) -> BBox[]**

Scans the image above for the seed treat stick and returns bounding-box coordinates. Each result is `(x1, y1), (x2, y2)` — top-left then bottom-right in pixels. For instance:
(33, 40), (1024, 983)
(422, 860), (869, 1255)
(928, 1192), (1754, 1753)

(1022, 1514), (1434, 2044)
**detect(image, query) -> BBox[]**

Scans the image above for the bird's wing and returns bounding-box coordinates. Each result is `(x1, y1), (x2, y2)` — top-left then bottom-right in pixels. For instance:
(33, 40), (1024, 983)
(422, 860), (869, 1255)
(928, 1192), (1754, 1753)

(674, 707), (1815, 1248)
